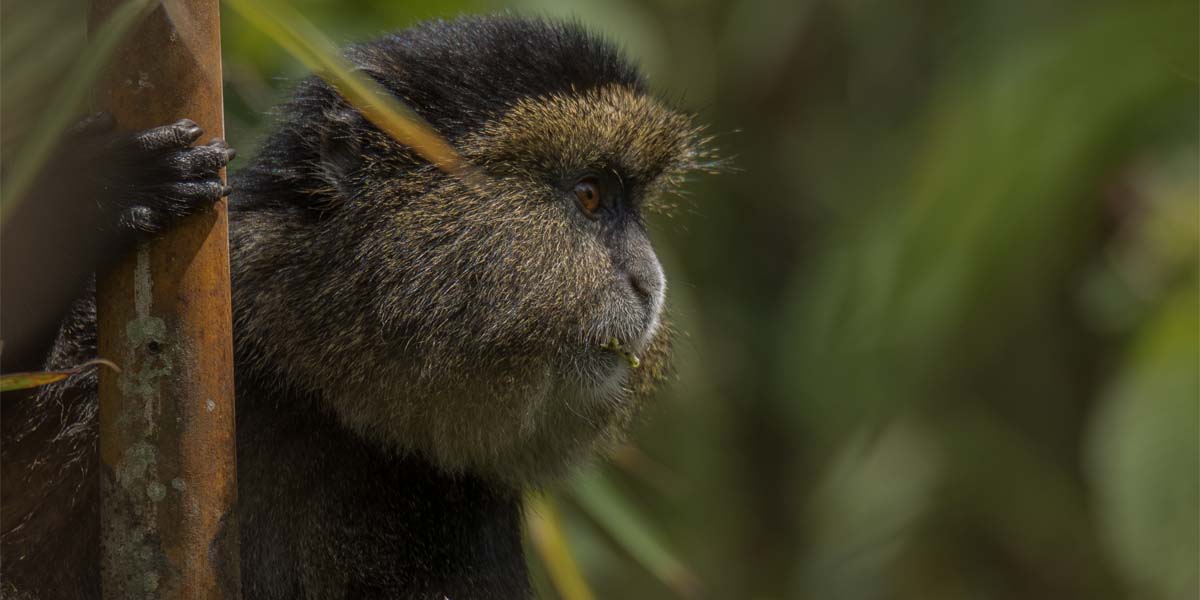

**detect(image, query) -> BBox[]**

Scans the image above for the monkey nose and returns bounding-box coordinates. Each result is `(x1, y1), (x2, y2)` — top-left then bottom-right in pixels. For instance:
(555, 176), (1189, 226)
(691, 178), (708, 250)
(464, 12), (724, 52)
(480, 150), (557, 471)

(627, 271), (654, 307)
(621, 260), (664, 316)
(612, 235), (665, 316)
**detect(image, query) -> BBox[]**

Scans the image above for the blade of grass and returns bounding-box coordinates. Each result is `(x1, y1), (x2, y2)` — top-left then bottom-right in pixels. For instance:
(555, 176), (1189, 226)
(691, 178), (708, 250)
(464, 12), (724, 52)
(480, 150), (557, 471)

(0, 0), (157, 221)
(221, 0), (467, 176)
(1, 358), (120, 393)
(526, 493), (597, 600)
(569, 471), (702, 598)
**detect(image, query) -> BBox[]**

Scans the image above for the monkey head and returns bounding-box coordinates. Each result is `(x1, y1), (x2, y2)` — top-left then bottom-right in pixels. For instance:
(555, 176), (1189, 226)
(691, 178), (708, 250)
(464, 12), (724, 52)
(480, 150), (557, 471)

(231, 17), (714, 487)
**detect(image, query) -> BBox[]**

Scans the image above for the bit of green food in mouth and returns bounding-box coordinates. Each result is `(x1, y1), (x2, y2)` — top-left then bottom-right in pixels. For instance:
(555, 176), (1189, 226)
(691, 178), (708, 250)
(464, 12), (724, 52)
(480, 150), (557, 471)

(601, 338), (641, 369)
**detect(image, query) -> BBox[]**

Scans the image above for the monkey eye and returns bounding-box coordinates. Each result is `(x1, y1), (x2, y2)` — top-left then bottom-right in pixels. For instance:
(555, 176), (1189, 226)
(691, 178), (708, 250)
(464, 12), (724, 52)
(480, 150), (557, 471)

(573, 177), (604, 218)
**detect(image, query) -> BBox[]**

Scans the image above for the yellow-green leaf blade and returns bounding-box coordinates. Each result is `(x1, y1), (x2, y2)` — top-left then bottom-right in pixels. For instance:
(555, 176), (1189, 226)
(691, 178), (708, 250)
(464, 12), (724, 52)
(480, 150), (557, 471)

(0, 358), (120, 393)
(526, 493), (596, 600)
(221, 0), (466, 175)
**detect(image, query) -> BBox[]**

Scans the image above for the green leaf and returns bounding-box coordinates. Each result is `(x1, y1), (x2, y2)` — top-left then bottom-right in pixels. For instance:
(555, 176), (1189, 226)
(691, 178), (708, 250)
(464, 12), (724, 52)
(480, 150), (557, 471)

(1089, 286), (1200, 600)
(525, 494), (596, 600)
(568, 470), (701, 598)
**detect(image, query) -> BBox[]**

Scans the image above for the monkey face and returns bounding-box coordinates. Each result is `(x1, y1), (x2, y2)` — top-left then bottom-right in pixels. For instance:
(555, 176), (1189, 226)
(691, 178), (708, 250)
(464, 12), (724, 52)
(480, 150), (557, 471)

(230, 24), (714, 488)
(450, 85), (701, 385)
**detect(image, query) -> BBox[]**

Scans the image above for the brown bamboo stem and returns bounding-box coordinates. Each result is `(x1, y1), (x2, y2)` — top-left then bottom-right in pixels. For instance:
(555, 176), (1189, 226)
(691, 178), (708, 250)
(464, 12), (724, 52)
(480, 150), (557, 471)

(89, 1), (241, 597)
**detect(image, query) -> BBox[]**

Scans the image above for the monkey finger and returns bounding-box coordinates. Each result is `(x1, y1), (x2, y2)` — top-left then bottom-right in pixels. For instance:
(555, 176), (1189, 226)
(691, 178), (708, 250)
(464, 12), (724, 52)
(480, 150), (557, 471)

(117, 205), (167, 234)
(125, 119), (204, 154)
(117, 180), (229, 235)
(142, 179), (228, 215)
(159, 180), (231, 207)
(164, 139), (236, 179)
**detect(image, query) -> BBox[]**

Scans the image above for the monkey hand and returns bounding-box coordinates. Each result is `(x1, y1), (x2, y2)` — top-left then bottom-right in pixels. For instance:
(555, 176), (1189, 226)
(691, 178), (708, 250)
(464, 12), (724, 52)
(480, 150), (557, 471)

(61, 112), (237, 235)
(0, 114), (236, 364)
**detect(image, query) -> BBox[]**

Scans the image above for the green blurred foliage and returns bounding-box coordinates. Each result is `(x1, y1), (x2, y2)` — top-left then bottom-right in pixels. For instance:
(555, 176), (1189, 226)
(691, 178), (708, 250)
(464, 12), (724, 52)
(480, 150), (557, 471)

(2, 0), (1196, 598)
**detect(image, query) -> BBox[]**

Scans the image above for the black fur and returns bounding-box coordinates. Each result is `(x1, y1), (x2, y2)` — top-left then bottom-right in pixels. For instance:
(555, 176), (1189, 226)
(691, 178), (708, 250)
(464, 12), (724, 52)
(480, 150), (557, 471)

(236, 376), (529, 599)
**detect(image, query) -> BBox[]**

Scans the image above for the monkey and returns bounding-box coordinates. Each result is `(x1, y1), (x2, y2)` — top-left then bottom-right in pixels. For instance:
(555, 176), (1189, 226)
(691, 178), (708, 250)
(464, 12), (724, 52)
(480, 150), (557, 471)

(1, 15), (714, 599)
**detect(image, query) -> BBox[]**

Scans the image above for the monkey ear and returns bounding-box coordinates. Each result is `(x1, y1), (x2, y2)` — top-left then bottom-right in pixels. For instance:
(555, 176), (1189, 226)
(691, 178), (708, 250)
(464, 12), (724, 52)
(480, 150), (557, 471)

(315, 108), (364, 199)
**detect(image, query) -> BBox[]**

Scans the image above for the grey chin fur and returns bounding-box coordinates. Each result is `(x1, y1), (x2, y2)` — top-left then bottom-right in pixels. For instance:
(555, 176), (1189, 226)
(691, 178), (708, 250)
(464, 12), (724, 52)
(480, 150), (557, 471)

(312, 322), (670, 490)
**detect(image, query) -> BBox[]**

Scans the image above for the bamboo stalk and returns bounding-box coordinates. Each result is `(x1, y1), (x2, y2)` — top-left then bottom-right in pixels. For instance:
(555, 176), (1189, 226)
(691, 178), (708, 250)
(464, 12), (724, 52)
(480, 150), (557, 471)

(90, 0), (241, 597)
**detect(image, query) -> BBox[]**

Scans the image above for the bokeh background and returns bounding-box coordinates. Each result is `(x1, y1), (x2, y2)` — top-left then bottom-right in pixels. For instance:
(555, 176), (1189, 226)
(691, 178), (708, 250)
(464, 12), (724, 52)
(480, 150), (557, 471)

(3, 0), (1198, 598)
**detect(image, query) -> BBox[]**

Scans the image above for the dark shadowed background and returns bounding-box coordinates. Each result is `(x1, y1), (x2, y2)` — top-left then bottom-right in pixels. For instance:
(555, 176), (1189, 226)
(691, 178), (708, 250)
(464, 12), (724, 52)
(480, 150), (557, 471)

(2, 0), (1197, 598)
